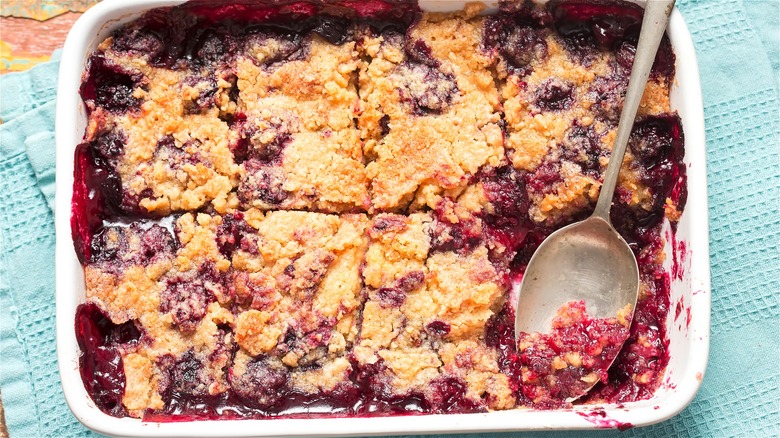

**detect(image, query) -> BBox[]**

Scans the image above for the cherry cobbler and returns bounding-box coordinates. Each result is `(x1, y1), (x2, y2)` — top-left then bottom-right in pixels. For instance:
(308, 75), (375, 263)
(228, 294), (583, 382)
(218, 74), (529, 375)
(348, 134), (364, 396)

(72, 0), (686, 420)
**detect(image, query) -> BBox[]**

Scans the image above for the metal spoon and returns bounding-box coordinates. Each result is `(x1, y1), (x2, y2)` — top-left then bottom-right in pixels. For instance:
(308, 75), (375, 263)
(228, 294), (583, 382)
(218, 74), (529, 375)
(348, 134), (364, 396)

(514, 0), (676, 398)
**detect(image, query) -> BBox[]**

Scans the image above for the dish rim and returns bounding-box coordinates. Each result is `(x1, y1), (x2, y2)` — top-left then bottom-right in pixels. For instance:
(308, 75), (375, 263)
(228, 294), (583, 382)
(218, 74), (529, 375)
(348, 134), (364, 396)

(54, 1), (711, 436)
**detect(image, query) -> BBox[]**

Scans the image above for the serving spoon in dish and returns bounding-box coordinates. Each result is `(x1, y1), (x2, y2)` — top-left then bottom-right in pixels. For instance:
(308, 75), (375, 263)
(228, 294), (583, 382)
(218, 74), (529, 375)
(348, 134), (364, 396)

(514, 0), (676, 401)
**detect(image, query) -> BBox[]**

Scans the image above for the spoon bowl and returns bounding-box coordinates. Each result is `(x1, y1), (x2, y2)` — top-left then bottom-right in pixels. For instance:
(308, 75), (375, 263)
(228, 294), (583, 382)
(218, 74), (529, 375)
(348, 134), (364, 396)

(514, 216), (639, 336)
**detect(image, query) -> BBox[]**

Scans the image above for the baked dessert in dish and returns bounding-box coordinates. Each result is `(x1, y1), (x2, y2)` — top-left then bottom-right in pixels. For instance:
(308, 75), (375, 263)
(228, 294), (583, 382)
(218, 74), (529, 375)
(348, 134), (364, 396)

(72, 0), (687, 420)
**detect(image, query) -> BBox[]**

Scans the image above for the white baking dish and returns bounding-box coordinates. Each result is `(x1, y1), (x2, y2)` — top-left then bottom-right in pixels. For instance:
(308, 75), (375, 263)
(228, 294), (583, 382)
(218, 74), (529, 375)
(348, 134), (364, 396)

(55, 1), (710, 436)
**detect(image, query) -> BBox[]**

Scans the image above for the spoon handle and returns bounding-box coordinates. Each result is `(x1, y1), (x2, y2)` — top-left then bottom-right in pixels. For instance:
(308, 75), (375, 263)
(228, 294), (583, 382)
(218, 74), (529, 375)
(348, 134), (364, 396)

(592, 0), (676, 221)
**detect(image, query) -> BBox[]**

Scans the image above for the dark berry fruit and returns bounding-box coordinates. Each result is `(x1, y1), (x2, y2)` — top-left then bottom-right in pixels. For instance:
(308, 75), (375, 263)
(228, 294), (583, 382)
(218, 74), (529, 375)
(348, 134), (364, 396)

(243, 31), (304, 66)
(629, 116), (676, 165)
(138, 224), (177, 262)
(395, 271), (425, 292)
(161, 270), (218, 332)
(233, 119), (291, 164)
(375, 287), (406, 308)
(550, 0), (642, 50)
(229, 357), (290, 409)
(615, 40), (636, 71)
(485, 304), (523, 395)
(405, 39), (439, 67)
(526, 161), (562, 194)
(108, 319), (144, 346)
(429, 207), (482, 254)
(89, 227), (125, 266)
(249, 125), (291, 163)
(154, 135), (202, 169)
(183, 76), (219, 113)
(482, 166), (529, 223)
(588, 75), (627, 122)
(425, 321), (451, 337)
(379, 114), (391, 136)
(374, 270), (424, 308)
(480, 166), (531, 256)
(238, 161), (289, 206)
(312, 15), (350, 44)
(161, 351), (210, 397)
(394, 62), (458, 115)
(91, 130), (126, 161)
(233, 271), (279, 310)
(560, 123), (603, 177)
(426, 377), (482, 413)
(502, 27), (548, 71)
(534, 78), (574, 111)
(75, 303), (134, 416)
(75, 134), (150, 216)
(191, 30), (229, 65)
(72, 144), (109, 264)
(629, 114), (686, 215)
(111, 26), (166, 63)
(215, 211), (252, 257)
(80, 55), (143, 114)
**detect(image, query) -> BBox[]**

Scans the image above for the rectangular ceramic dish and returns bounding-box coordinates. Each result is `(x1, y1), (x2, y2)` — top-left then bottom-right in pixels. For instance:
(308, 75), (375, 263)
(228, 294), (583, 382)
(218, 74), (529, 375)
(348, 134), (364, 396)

(55, 1), (710, 436)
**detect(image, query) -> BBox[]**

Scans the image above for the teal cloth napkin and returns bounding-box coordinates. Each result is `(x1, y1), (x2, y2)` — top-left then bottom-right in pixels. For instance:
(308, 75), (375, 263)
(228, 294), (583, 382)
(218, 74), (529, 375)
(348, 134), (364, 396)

(1, 1), (777, 436)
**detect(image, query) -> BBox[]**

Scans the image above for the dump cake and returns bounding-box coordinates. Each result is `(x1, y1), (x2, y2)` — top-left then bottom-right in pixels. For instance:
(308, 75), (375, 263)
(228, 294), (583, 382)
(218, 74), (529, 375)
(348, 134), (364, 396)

(72, 0), (687, 419)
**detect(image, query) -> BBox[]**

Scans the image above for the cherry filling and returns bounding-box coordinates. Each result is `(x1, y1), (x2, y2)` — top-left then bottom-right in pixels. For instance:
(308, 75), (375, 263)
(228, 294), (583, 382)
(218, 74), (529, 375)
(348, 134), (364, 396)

(485, 303), (525, 401)
(560, 123), (605, 178)
(238, 161), (289, 206)
(549, 0), (674, 77)
(610, 114), (686, 250)
(631, 114), (687, 210)
(479, 165), (542, 269)
(230, 356), (291, 409)
(142, 357), (485, 420)
(584, 268), (669, 402)
(429, 204), (482, 254)
(182, 76), (220, 113)
(483, 11), (550, 77)
(72, 137), (145, 264)
(534, 78), (575, 111)
(550, 0), (642, 50)
(233, 119), (294, 206)
(75, 304), (143, 416)
(107, 0), (419, 72)
(79, 55), (145, 114)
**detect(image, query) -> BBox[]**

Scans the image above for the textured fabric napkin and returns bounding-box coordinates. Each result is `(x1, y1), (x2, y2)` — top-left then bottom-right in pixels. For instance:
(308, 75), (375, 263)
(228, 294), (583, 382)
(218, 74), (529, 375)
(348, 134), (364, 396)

(0, 0), (777, 436)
